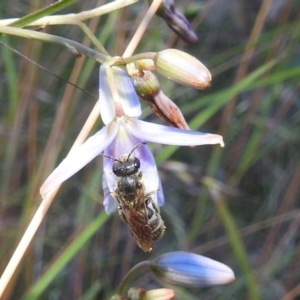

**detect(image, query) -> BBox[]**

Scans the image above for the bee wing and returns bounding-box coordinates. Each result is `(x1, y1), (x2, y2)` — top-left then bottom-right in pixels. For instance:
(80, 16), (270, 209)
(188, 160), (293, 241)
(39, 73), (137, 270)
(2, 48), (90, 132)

(125, 209), (153, 252)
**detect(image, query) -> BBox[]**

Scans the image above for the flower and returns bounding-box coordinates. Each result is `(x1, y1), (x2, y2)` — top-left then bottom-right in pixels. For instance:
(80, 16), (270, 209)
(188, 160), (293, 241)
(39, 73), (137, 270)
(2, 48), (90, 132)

(150, 251), (235, 288)
(40, 65), (224, 213)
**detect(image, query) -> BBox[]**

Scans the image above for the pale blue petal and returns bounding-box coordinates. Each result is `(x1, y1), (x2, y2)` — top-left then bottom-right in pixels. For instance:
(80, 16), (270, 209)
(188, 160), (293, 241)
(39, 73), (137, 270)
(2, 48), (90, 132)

(40, 123), (119, 197)
(112, 67), (142, 118)
(124, 118), (224, 147)
(102, 174), (118, 214)
(152, 251), (235, 288)
(99, 66), (116, 125)
(157, 179), (165, 207)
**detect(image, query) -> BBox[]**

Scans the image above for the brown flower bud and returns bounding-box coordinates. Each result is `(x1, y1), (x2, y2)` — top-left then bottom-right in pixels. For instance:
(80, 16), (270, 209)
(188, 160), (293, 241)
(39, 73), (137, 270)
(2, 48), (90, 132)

(131, 71), (190, 130)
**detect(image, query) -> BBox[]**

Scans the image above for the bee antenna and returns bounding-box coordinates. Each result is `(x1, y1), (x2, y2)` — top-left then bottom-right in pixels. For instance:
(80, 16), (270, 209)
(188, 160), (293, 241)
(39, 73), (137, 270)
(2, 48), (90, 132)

(126, 141), (146, 161)
(102, 154), (121, 163)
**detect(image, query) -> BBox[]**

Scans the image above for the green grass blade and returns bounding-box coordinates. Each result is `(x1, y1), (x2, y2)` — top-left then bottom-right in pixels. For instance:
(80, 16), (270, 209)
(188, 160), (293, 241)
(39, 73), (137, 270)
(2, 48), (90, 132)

(8, 0), (78, 28)
(80, 281), (103, 300)
(0, 37), (17, 118)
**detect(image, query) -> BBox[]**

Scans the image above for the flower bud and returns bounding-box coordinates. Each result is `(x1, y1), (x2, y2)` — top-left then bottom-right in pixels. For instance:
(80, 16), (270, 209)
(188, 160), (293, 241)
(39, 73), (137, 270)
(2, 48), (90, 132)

(131, 71), (190, 130)
(125, 287), (174, 300)
(154, 49), (211, 89)
(110, 295), (121, 300)
(149, 0), (198, 43)
(144, 288), (175, 300)
(131, 70), (160, 101)
(150, 251), (235, 288)
(127, 287), (146, 300)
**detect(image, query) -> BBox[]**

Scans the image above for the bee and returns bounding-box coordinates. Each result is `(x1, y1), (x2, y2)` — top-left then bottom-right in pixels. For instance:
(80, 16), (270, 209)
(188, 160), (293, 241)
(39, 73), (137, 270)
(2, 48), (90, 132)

(105, 142), (165, 252)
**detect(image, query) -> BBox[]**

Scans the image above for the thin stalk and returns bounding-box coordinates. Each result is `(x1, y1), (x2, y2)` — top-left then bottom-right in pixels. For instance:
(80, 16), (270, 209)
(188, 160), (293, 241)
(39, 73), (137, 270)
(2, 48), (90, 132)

(0, 25), (107, 63)
(0, 0), (139, 26)
(123, 0), (162, 57)
(6, 0), (77, 28)
(0, 0), (138, 53)
(76, 21), (109, 54)
(195, 208), (300, 254)
(116, 261), (151, 296)
(120, 52), (156, 64)
(0, 38), (17, 119)
(0, 40), (95, 98)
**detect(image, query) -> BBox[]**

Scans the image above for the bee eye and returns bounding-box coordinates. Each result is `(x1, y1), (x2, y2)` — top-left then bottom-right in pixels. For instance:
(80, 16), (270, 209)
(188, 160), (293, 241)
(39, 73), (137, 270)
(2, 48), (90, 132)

(112, 162), (120, 175)
(133, 157), (140, 170)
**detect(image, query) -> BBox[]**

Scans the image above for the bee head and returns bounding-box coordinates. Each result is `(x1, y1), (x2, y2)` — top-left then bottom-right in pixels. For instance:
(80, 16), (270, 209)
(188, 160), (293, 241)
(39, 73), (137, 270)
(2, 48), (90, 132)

(103, 141), (146, 177)
(112, 156), (140, 177)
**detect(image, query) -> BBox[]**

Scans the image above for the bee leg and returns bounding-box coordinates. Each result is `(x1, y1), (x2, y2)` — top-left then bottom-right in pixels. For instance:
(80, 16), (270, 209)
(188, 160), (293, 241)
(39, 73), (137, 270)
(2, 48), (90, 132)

(144, 189), (158, 200)
(117, 205), (128, 224)
(137, 171), (143, 180)
(110, 190), (120, 203)
(144, 190), (160, 212)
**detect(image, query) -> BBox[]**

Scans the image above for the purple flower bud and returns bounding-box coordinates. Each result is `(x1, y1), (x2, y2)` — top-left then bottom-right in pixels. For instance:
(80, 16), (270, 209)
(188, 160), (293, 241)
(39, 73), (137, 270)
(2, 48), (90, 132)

(151, 0), (198, 44)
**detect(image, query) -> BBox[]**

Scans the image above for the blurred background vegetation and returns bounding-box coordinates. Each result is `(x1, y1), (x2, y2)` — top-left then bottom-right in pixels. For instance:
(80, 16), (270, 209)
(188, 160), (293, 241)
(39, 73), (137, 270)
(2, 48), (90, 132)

(0, 0), (300, 299)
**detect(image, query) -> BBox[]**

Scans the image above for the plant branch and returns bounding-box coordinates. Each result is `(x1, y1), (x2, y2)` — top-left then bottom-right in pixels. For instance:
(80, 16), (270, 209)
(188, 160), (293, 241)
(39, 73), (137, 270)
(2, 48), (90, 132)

(0, 0), (139, 27)
(76, 21), (109, 54)
(116, 261), (152, 296)
(0, 25), (107, 63)
(0, 0), (139, 52)
(123, 0), (162, 57)
(6, 0), (78, 28)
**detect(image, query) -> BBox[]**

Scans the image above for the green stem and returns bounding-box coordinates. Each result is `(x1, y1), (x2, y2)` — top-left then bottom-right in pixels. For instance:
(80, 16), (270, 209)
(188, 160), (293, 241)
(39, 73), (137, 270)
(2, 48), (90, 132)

(7, 0), (77, 28)
(0, 0), (138, 53)
(0, 0), (139, 26)
(116, 261), (151, 296)
(120, 52), (157, 64)
(76, 21), (109, 54)
(0, 25), (107, 63)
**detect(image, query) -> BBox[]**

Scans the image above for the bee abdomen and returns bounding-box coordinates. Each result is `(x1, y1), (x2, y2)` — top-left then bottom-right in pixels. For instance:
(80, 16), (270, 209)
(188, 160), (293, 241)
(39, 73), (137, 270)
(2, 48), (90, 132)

(152, 223), (166, 241)
(148, 214), (166, 241)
